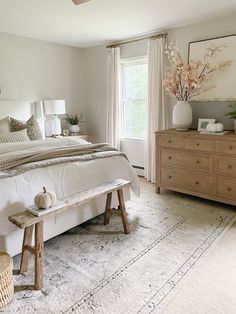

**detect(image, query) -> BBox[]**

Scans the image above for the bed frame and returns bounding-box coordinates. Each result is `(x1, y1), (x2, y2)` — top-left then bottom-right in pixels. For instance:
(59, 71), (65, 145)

(0, 100), (44, 120)
(0, 100), (131, 257)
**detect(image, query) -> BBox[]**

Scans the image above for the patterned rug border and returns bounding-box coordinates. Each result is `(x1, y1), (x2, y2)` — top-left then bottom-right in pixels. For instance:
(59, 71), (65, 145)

(137, 214), (235, 314)
(63, 217), (189, 313)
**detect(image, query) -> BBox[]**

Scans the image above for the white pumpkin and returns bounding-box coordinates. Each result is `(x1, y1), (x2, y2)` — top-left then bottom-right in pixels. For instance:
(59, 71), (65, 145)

(206, 122), (224, 133)
(34, 187), (57, 209)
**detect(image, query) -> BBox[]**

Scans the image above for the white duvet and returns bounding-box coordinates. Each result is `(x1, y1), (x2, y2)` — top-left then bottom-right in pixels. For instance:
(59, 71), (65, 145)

(0, 138), (140, 237)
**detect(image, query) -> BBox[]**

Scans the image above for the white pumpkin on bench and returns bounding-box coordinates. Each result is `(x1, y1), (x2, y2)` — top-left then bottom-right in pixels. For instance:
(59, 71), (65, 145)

(34, 187), (57, 209)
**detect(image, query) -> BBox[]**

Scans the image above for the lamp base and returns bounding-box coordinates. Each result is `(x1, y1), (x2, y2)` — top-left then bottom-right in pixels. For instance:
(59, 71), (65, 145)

(45, 115), (62, 137)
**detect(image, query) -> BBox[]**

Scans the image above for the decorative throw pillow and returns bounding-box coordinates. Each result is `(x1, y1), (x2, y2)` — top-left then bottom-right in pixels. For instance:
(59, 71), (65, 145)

(10, 115), (43, 141)
(0, 117), (10, 133)
(0, 129), (30, 143)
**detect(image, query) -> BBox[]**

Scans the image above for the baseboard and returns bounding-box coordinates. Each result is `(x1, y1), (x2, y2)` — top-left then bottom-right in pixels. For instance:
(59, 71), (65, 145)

(132, 165), (144, 176)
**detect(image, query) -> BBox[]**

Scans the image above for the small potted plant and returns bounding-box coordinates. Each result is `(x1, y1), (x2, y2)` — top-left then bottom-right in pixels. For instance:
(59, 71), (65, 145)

(225, 103), (236, 134)
(65, 113), (83, 133)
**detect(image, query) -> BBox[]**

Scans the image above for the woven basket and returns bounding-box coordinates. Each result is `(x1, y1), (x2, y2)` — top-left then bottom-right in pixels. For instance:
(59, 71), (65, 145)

(0, 252), (14, 308)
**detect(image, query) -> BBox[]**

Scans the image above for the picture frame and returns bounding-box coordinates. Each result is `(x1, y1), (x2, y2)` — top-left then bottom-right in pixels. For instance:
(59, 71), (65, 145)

(197, 119), (216, 131)
(188, 33), (236, 101)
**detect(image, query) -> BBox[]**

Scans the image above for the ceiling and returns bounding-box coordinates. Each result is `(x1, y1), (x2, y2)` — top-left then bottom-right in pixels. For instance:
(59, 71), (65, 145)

(0, 0), (235, 48)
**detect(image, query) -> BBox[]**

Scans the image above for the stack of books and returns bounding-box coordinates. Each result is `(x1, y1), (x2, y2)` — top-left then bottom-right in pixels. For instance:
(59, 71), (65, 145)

(27, 201), (65, 216)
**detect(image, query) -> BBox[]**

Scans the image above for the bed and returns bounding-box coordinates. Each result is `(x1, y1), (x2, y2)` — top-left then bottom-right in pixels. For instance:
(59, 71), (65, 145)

(0, 101), (139, 256)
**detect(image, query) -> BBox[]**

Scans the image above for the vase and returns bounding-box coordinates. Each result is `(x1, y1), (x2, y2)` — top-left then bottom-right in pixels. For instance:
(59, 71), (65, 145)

(69, 124), (80, 133)
(172, 101), (192, 131)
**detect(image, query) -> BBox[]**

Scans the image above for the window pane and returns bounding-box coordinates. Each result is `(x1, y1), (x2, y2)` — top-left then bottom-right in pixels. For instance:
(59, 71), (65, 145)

(121, 60), (148, 139)
(122, 99), (147, 138)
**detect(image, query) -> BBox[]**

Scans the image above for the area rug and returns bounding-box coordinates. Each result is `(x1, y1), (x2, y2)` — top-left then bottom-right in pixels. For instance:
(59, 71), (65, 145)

(2, 181), (235, 314)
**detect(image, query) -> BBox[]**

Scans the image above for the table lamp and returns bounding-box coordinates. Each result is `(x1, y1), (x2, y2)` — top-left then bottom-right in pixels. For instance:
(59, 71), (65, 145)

(44, 100), (66, 137)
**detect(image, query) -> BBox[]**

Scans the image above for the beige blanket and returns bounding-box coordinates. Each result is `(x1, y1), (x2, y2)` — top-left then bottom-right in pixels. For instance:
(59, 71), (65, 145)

(0, 143), (125, 178)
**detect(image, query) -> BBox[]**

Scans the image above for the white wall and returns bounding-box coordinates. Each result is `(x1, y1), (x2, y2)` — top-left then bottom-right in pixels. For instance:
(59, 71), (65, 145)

(0, 32), (87, 131)
(167, 13), (236, 130)
(84, 14), (236, 167)
(1, 14), (236, 158)
(84, 45), (107, 142)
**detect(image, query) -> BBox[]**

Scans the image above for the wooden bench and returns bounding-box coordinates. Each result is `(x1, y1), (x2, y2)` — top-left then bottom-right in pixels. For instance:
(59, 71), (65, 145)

(8, 179), (131, 290)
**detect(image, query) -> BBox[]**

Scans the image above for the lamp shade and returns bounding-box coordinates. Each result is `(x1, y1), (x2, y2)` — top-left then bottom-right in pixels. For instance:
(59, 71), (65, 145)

(44, 100), (66, 115)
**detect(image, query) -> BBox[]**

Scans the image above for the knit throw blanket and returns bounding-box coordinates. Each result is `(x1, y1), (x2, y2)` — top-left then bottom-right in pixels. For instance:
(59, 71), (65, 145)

(0, 143), (125, 178)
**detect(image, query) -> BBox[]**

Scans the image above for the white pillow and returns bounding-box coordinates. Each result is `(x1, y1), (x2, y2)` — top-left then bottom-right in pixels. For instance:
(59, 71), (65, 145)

(0, 129), (30, 143)
(36, 118), (46, 139)
(0, 117), (10, 133)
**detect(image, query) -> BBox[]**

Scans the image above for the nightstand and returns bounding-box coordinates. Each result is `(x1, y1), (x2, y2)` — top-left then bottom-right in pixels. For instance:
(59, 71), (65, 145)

(47, 134), (89, 142)
(68, 134), (89, 141)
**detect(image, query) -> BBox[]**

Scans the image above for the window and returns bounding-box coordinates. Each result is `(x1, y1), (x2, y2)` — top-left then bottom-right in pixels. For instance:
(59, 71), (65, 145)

(120, 58), (148, 139)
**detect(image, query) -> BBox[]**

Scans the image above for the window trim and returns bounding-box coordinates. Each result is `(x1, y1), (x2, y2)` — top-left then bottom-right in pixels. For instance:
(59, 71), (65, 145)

(120, 56), (148, 140)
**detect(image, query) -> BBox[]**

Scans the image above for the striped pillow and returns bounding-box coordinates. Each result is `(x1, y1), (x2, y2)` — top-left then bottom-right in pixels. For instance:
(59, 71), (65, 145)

(0, 129), (30, 143)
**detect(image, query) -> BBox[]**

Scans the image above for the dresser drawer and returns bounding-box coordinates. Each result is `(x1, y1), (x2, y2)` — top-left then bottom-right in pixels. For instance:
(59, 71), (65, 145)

(185, 138), (213, 152)
(160, 148), (212, 172)
(215, 141), (236, 155)
(159, 135), (184, 148)
(216, 177), (236, 200)
(160, 167), (212, 194)
(214, 156), (236, 177)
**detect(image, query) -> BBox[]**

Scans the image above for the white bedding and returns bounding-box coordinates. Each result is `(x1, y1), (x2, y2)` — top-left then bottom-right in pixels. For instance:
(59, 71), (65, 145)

(0, 138), (140, 255)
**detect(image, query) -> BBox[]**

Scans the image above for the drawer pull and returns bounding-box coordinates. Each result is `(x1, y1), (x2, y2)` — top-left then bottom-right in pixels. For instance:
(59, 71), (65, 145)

(229, 145), (233, 150)
(228, 164), (232, 169)
(168, 156), (172, 160)
(195, 181), (199, 185)
(196, 143), (200, 147)
(168, 140), (172, 144)
(228, 187), (232, 192)
(196, 160), (200, 164)
(168, 175), (172, 179)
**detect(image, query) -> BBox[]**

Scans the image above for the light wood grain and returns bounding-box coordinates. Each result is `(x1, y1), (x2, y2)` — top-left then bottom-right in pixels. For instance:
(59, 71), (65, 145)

(214, 156), (236, 177)
(216, 177), (236, 200)
(117, 189), (130, 234)
(185, 138), (213, 152)
(69, 134), (89, 141)
(9, 179), (131, 229)
(159, 134), (184, 148)
(9, 179), (131, 290)
(156, 129), (236, 206)
(20, 225), (33, 273)
(160, 148), (212, 173)
(34, 222), (44, 290)
(160, 167), (212, 194)
(215, 141), (236, 155)
(104, 192), (112, 225)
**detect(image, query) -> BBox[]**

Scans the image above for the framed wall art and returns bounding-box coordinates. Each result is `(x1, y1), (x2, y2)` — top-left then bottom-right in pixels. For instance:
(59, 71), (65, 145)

(188, 34), (236, 101)
(197, 118), (216, 131)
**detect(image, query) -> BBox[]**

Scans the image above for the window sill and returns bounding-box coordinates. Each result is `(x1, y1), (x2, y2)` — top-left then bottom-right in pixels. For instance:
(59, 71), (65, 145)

(120, 137), (146, 143)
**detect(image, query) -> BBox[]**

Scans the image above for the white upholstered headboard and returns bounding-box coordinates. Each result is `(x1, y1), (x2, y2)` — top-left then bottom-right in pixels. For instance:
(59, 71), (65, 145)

(0, 100), (45, 137)
(0, 100), (44, 120)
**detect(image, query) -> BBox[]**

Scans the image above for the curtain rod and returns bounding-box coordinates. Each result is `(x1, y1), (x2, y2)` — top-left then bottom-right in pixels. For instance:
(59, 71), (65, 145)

(106, 32), (168, 49)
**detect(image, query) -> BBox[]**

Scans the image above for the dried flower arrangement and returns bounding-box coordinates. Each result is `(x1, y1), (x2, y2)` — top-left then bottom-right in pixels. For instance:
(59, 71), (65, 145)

(163, 43), (232, 101)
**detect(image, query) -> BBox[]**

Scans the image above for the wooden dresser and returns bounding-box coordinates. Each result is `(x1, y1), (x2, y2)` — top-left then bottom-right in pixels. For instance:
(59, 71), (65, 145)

(156, 129), (236, 206)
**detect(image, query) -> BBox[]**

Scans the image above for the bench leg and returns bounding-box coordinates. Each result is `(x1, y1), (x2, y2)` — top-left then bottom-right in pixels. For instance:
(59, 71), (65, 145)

(20, 225), (33, 273)
(104, 192), (112, 225)
(117, 189), (130, 234)
(34, 221), (44, 290)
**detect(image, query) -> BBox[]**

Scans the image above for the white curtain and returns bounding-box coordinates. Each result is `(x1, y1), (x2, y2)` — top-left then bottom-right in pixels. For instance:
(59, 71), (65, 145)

(106, 47), (120, 149)
(145, 37), (166, 183)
